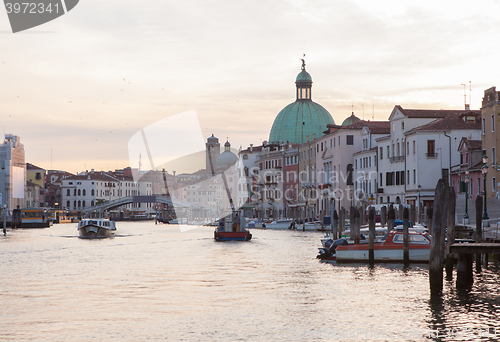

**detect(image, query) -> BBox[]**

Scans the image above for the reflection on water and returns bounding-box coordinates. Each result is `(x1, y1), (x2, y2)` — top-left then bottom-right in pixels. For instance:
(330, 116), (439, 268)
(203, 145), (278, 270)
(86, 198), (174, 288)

(0, 222), (499, 341)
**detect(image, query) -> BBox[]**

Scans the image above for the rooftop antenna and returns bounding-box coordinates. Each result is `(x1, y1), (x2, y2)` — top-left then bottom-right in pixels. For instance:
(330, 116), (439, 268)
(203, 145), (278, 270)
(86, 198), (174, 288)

(469, 81), (472, 108)
(461, 83), (467, 108)
(372, 98), (375, 121)
(138, 153), (142, 171)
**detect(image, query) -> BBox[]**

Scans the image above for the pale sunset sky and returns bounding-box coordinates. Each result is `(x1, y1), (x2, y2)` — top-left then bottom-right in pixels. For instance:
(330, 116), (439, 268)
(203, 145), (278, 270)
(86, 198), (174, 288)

(1, 0), (499, 174)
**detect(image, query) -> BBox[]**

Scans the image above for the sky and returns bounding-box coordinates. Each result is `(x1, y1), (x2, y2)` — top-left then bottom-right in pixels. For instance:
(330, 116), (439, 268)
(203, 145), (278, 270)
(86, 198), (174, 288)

(1, 0), (500, 174)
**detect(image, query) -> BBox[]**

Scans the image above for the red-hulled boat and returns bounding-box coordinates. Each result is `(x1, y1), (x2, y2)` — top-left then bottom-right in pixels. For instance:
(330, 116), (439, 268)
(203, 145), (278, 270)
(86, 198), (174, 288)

(214, 210), (252, 241)
(322, 230), (431, 262)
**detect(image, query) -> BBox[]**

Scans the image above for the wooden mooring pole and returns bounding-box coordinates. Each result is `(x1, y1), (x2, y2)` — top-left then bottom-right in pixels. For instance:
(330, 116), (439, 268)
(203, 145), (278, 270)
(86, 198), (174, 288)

(429, 180), (448, 296)
(369, 207), (375, 265)
(332, 210), (338, 240)
(339, 208), (344, 238)
(381, 205), (387, 228)
(349, 207), (355, 241)
(475, 196), (483, 273)
(354, 207), (361, 244)
(387, 205), (395, 233)
(445, 186), (456, 280)
(403, 207), (409, 266)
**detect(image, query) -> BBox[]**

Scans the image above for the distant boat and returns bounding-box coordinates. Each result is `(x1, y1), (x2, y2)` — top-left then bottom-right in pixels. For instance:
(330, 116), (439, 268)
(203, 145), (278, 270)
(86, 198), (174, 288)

(214, 211), (252, 241)
(11, 208), (51, 228)
(78, 218), (116, 238)
(266, 219), (294, 229)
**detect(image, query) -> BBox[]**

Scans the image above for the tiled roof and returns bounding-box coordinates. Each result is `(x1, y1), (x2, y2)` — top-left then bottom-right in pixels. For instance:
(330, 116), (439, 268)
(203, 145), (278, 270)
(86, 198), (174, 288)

(405, 112), (481, 135)
(364, 121), (390, 134)
(335, 120), (391, 134)
(64, 173), (119, 182)
(396, 105), (479, 119)
(26, 163), (45, 171)
(467, 140), (482, 150)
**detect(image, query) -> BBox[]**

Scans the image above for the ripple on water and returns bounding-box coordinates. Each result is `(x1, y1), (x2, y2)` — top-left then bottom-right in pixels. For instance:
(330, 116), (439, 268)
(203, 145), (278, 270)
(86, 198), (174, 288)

(1, 223), (500, 341)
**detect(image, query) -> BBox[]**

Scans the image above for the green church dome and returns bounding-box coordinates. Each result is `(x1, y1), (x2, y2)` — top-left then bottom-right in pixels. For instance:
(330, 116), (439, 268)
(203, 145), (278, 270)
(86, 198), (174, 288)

(269, 101), (334, 144)
(269, 61), (334, 144)
(342, 113), (361, 126)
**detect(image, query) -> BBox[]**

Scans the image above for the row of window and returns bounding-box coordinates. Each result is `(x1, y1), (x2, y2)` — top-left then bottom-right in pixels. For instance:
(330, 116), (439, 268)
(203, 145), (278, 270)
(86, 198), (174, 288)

(259, 159), (282, 170)
(380, 140), (437, 159)
(66, 200), (94, 208)
(482, 115), (496, 134)
(317, 135), (355, 153)
(355, 156), (375, 169)
(65, 189), (140, 197)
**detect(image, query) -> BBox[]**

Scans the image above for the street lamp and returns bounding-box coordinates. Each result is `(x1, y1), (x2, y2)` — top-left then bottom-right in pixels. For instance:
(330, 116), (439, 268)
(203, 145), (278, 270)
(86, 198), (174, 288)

(464, 168), (470, 224)
(482, 152), (489, 220)
(417, 185), (422, 223)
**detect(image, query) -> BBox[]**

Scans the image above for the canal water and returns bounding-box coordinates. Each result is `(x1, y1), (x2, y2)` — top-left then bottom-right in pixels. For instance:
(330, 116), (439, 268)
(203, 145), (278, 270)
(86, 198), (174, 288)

(1, 222), (499, 341)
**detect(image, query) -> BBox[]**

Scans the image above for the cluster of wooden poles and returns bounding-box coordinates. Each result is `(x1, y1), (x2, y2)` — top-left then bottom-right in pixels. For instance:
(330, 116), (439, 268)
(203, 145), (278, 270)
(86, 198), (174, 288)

(327, 178), (499, 296)
(429, 179), (499, 296)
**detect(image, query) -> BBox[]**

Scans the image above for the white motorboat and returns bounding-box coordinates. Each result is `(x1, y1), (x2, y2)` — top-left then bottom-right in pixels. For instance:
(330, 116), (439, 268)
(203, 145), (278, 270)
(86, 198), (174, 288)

(294, 221), (322, 231)
(266, 219), (294, 229)
(78, 218), (116, 238)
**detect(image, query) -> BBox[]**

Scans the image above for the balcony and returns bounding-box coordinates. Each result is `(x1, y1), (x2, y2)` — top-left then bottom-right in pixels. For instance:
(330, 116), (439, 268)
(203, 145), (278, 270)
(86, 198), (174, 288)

(426, 152), (438, 159)
(389, 155), (405, 163)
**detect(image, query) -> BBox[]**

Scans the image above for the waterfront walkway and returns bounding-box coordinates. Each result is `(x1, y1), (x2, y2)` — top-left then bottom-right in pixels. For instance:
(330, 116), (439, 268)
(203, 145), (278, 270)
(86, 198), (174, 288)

(454, 196), (500, 225)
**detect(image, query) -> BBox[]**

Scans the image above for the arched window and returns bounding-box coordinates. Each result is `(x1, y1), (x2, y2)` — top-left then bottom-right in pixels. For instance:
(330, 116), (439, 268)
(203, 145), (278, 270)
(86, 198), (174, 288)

(73, 200), (76, 207)
(78, 189), (81, 196)
(91, 200), (94, 206)
(78, 200), (81, 207)
(73, 189), (76, 196)
(82, 201), (86, 207)
(66, 189), (70, 196)
(66, 201), (70, 208)
(83, 189), (86, 196)
(91, 189), (95, 196)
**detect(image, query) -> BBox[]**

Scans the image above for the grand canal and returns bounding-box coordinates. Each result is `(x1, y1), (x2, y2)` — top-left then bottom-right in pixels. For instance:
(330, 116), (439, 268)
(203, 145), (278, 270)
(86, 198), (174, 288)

(1, 222), (499, 341)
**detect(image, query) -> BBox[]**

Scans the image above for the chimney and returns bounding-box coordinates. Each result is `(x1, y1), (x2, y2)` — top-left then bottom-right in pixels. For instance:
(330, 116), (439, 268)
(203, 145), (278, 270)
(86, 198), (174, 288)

(465, 104), (470, 111)
(250, 143), (253, 152)
(312, 133), (316, 140)
(306, 135), (309, 143)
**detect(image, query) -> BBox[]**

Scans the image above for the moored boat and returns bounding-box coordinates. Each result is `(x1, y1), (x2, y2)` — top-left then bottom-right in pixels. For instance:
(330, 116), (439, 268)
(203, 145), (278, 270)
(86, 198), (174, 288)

(77, 218), (116, 238)
(266, 219), (294, 229)
(11, 208), (51, 228)
(334, 230), (431, 262)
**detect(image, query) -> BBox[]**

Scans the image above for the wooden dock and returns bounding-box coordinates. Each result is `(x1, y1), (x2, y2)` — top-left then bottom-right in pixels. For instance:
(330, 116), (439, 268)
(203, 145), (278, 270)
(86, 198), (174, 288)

(450, 243), (500, 254)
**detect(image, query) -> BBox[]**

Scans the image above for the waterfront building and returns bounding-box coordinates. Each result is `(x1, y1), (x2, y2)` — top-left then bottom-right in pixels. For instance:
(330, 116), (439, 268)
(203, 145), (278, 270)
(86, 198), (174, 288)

(297, 136), (318, 222)
(450, 138), (483, 199)
(25, 181), (41, 208)
(26, 163), (46, 206)
(238, 144), (263, 218)
(317, 119), (390, 215)
(283, 145), (299, 219)
(255, 141), (286, 219)
(0, 134), (26, 211)
(377, 105), (481, 210)
(45, 170), (74, 209)
(480, 87), (500, 199)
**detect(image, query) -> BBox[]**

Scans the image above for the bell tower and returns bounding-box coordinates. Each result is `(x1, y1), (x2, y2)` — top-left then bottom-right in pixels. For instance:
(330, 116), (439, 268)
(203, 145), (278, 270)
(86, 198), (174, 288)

(206, 134), (220, 171)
